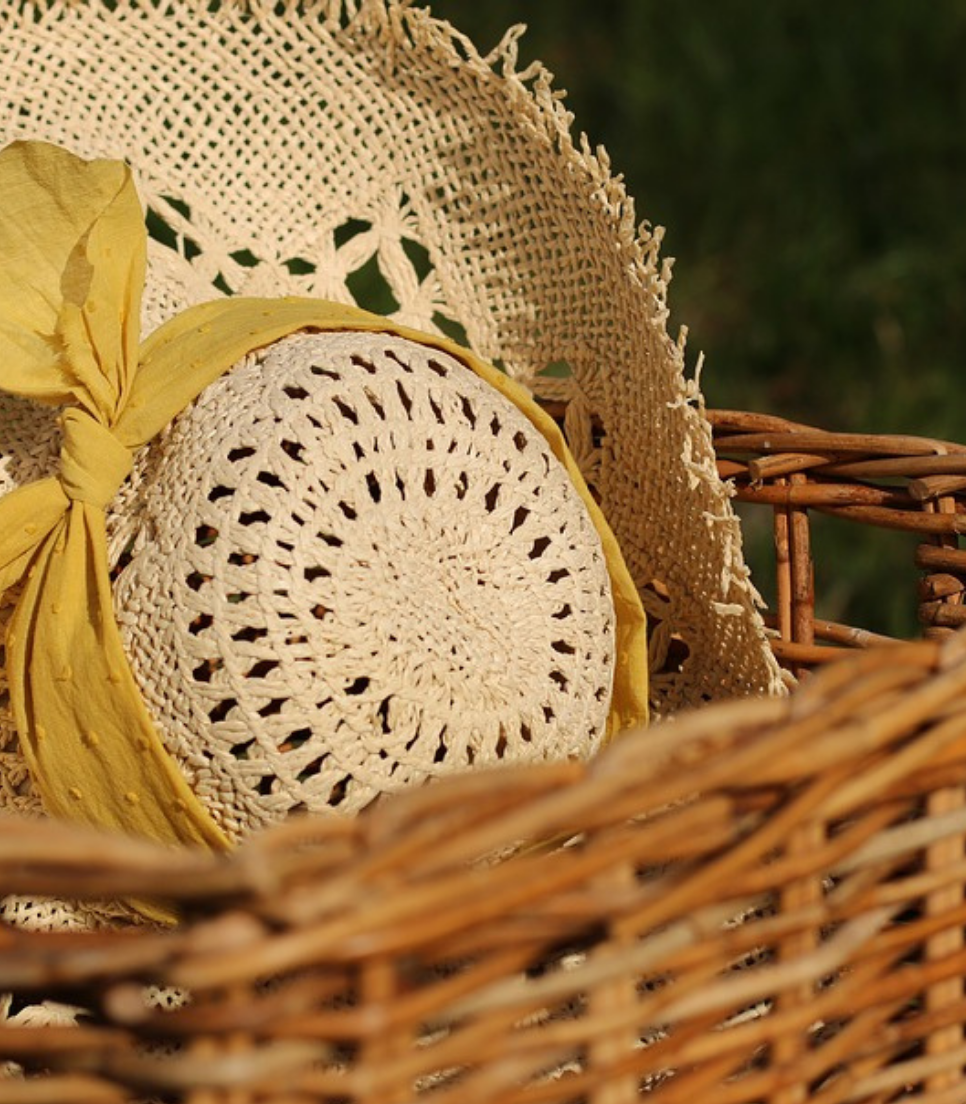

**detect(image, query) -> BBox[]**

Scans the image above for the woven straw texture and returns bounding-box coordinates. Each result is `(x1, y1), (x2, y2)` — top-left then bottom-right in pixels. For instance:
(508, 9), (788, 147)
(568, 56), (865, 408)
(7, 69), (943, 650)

(3, 631), (966, 1101)
(114, 329), (618, 840)
(0, 0), (781, 714)
(0, 0), (784, 1009)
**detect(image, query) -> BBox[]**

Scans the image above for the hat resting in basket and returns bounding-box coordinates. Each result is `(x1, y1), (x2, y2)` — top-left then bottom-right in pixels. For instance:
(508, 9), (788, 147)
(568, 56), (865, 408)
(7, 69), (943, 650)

(0, 140), (650, 869)
(0, 1), (783, 914)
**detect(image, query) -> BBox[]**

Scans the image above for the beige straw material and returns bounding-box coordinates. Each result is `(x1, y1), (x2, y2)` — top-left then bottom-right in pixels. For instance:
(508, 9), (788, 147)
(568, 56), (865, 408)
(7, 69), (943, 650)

(0, 0), (782, 928)
(0, 0), (782, 711)
(115, 330), (618, 840)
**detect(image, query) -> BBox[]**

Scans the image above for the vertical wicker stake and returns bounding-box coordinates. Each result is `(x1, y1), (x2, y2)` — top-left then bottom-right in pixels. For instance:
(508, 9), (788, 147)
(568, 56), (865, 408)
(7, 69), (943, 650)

(788, 473), (815, 657)
(359, 952), (408, 1103)
(924, 494), (966, 1093)
(588, 861), (640, 1104)
(774, 473), (815, 677)
(770, 817), (824, 1104)
(774, 478), (793, 645)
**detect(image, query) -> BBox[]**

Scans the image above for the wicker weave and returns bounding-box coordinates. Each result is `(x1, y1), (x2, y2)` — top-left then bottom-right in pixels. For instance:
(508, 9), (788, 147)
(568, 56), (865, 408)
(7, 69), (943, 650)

(711, 409), (966, 668)
(3, 630), (966, 1101)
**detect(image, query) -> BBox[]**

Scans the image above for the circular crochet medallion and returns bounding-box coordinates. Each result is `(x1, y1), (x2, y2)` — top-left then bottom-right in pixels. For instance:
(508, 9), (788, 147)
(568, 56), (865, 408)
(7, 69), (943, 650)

(114, 331), (616, 838)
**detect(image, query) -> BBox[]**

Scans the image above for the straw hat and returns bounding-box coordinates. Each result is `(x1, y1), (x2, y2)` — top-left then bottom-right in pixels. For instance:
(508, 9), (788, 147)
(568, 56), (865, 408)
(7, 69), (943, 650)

(0, 0), (783, 931)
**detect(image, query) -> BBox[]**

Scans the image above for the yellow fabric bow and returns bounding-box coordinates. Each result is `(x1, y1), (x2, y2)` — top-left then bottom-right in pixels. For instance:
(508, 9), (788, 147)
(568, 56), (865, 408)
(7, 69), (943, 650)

(0, 141), (648, 867)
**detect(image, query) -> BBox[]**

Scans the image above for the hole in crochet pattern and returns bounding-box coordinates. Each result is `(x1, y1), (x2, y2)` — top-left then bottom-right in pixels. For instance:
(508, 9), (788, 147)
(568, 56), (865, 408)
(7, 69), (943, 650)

(351, 353), (379, 375)
(365, 390), (387, 419)
(431, 313), (470, 348)
(239, 510), (270, 526)
(510, 506), (529, 533)
(401, 237), (433, 282)
(283, 257), (316, 276)
(280, 440), (305, 462)
(207, 697), (234, 724)
(192, 658), (221, 683)
(664, 635), (692, 675)
(230, 248), (260, 268)
(258, 699), (285, 718)
(495, 728), (508, 758)
(328, 777), (350, 806)
(233, 625), (267, 643)
(146, 198), (201, 261)
(311, 365), (341, 381)
(246, 659), (279, 679)
(377, 698), (392, 734)
(282, 729), (312, 752)
(195, 524), (218, 547)
(529, 536), (552, 560)
(345, 254), (399, 317)
(536, 359), (574, 381)
(427, 359), (449, 379)
(333, 218), (371, 248)
(395, 381), (413, 416)
(297, 756), (329, 783)
(332, 398), (358, 425)
(188, 613), (213, 636)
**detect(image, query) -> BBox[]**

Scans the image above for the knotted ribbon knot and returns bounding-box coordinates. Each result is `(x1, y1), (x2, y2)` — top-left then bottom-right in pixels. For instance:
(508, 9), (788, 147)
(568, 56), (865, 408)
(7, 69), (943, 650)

(59, 408), (134, 508)
(0, 142), (648, 921)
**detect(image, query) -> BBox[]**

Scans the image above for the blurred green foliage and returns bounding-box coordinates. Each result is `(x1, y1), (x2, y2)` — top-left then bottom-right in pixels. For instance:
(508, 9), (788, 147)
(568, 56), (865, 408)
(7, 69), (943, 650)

(430, 0), (966, 635)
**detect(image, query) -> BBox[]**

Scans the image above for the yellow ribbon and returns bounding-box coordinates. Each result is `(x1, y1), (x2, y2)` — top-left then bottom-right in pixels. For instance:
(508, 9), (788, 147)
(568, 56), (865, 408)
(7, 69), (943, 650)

(0, 141), (649, 872)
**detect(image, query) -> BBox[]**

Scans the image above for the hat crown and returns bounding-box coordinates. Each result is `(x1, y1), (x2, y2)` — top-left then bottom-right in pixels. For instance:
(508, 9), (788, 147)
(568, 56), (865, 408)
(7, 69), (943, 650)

(114, 330), (616, 836)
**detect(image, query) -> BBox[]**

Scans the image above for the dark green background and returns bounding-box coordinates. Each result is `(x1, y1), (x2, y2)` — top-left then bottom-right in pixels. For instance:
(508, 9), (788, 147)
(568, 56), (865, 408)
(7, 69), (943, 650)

(429, 1), (966, 636)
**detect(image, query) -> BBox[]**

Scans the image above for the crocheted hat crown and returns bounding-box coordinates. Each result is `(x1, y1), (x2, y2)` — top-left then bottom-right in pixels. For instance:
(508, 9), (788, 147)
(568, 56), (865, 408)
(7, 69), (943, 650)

(115, 328), (621, 838)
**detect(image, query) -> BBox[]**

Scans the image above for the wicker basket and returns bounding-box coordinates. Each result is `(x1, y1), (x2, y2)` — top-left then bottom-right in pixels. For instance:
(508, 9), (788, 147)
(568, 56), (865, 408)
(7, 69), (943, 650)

(4, 2), (966, 1102)
(6, 411), (966, 1099)
(711, 409), (966, 668)
(3, 611), (966, 1102)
